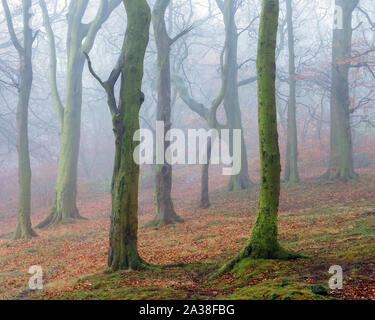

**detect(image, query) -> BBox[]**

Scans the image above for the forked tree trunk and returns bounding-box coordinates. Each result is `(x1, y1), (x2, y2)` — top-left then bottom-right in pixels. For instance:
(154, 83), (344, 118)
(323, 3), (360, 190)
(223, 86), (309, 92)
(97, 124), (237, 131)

(324, 0), (358, 181)
(37, 0), (122, 228)
(171, 1), (230, 209)
(284, 0), (299, 183)
(2, 0), (37, 239)
(152, 0), (182, 225)
(108, 0), (151, 271)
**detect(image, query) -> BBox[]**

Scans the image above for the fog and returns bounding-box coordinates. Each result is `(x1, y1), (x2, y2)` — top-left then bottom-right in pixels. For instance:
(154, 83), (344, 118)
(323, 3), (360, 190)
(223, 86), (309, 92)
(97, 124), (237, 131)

(0, 0), (374, 301)
(1, 0), (374, 226)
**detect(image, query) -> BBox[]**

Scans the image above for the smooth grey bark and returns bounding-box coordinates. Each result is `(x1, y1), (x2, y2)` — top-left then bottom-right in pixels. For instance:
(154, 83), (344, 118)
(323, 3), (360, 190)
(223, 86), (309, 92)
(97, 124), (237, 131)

(152, 0), (183, 224)
(2, 0), (37, 239)
(39, 0), (64, 133)
(218, 0), (253, 191)
(323, 0), (358, 181)
(37, 0), (122, 228)
(172, 0), (251, 208)
(284, 0), (299, 183)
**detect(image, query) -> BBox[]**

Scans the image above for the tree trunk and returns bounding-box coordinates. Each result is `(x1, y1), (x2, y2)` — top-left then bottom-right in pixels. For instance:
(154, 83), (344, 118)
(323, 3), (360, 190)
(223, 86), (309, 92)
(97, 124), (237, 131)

(14, 54), (37, 240)
(2, 0), (37, 239)
(244, 0), (287, 259)
(222, 0), (253, 191)
(37, 39), (86, 228)
(214, 0), (298, 276)
(37, 56), (85, 228)
(108, 0), (151, 271)
(39, 0), (64, 132)
(37, 0), (122, 228)
(324, 0), (358, 181)
(200, 138), (212, 209)
(284, 0), (299, 183)
(152, 0), (182, 224)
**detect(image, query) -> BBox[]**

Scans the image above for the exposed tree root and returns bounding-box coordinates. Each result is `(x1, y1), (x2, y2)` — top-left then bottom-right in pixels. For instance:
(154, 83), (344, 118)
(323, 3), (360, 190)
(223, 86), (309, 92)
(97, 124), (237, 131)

(320, 168), (358, 182)
(227, 174), (253, 192)
(152, 209), (183, 226)
(36, 206), (86, 229)
(12, 225), (38, 240)
(209, 244), (302, 279)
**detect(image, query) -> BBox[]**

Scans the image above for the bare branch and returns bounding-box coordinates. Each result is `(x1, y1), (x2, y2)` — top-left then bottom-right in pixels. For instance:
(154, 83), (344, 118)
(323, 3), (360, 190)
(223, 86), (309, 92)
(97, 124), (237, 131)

(83, 51), (120, 116)
(1, 0), (24, 55)
(169, 25), (194, 46)
(357, 6), (375, 29)
(238, 76), (257, 87)
(83, 52), (105, 87)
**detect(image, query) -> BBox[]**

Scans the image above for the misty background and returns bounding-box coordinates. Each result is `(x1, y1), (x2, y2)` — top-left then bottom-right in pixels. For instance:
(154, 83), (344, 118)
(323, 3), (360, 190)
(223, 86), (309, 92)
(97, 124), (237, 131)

(0, 0), (374, 214)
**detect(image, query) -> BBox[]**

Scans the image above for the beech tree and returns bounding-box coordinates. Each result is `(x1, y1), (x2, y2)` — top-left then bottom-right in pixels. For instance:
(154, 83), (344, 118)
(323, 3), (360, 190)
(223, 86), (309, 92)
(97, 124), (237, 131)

(214, 0), (298, 276)
(2, 0), (38, 239)
(216, 0), (253, 191)
(152, 0), (186, 225)
(37, 0), (122, 228)
(284, 0), (299, 183)
(324, 0), (359, 181)
(172, 72), (223, 209)
(85, 0), (151, 270)
(173, 0), (257, 207)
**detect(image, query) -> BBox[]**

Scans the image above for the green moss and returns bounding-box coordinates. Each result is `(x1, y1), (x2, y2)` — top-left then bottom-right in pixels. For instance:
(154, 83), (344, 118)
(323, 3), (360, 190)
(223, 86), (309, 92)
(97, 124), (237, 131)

(107, 0), (151, 271)
(232, 258), (275, 276)
(216, 279), (323, 300)
(48, 285), (189, 300)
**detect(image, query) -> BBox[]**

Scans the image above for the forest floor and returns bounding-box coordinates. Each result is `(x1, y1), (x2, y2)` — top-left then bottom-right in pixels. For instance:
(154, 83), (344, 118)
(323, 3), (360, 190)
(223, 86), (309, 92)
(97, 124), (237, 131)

(1, 165), (375, 300)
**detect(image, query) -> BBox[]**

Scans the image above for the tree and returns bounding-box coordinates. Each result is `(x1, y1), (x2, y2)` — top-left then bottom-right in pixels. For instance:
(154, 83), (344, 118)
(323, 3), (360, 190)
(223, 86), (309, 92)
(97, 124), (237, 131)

(216, 0), (253, 191)
(172, 0), (256, 207)
(172, 58), (226, 209)
(85, 0), (151, 270)
(39, 0), (64, 133)
(107, 0), (151, 271)
(172, 72), (221, 209)
(324, 0), (359, 181)
(2, 0), (38, 239)
(152, 0), (185, 225)
(214, 0), (298, 276)
(284, 0), (299, 183)
(37, 0), (122, 228)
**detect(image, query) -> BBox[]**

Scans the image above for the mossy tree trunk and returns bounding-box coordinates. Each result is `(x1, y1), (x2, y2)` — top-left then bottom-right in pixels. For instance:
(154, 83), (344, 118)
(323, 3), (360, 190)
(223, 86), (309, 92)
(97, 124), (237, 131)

(284, 0), (299, 184)
(152, 0), (182, 225)
(37, 0), (122, 229)
(214, 0), (298, 276)
(218, 0), (253, 191)
(106, 0), (151, 271)
(324, 0), (358, 181)
(2, 0), (37, 239)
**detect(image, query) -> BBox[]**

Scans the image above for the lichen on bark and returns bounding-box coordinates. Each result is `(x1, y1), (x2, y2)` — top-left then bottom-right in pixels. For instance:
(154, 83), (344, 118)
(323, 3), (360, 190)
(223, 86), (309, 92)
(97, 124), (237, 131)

(107, 0), (151, 271)
(212, 0), (299, 277)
